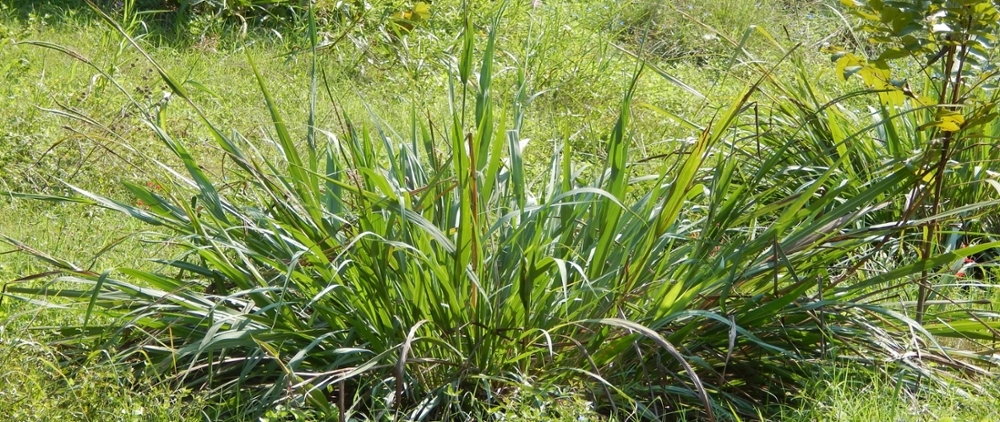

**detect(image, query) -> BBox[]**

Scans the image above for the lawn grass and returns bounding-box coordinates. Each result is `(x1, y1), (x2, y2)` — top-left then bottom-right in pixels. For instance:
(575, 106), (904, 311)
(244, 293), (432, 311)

(778, 364), (1000, 422)
(3, 0), (1000, 420)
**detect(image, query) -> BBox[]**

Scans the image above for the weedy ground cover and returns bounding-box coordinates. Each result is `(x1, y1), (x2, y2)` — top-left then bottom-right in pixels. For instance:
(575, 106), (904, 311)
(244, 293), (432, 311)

(2, 0), (1000, 420)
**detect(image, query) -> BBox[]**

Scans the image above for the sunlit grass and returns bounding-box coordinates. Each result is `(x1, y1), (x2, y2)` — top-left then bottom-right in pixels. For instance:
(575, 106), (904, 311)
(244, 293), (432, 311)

(2, 0), (1000, 421)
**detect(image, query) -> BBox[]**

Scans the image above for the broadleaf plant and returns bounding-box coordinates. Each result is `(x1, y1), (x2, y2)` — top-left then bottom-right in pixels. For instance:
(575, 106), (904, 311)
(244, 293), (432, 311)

(832, 0), (1000, 322)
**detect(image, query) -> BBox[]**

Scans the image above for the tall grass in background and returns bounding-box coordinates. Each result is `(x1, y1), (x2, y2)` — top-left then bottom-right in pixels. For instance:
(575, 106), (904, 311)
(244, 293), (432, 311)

(3, 0), (1000, 420)
(615, 0), (836, 64)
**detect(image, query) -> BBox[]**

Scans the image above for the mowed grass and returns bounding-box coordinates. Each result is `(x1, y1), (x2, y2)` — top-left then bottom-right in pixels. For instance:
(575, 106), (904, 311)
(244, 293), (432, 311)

(3, 0), (1000, 420)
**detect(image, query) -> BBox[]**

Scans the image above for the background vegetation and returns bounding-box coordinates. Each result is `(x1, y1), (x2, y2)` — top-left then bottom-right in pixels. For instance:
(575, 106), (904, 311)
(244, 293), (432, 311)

(2, 0), (999, 420)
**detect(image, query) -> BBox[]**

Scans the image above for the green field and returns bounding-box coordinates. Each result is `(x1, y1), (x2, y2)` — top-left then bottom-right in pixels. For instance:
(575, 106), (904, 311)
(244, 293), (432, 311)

(2, 0), (1000, 420)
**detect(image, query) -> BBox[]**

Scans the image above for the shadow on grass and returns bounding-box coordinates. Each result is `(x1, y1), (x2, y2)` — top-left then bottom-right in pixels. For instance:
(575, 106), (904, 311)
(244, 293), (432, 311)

(2, 0), (185, 33)
(1, 0), (305, 45)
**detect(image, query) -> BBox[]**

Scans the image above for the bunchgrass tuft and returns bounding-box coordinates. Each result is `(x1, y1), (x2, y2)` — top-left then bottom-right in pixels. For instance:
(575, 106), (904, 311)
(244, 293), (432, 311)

(3, 1), (1000, 420)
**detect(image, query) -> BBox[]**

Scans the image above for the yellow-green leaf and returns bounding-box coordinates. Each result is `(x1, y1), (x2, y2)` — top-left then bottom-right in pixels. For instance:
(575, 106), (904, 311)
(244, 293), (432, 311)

(413, 2), (431, 20)
(835, 53), (865, 81)
(877, 89), (905, 107)
(936, 110), (964, 132)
